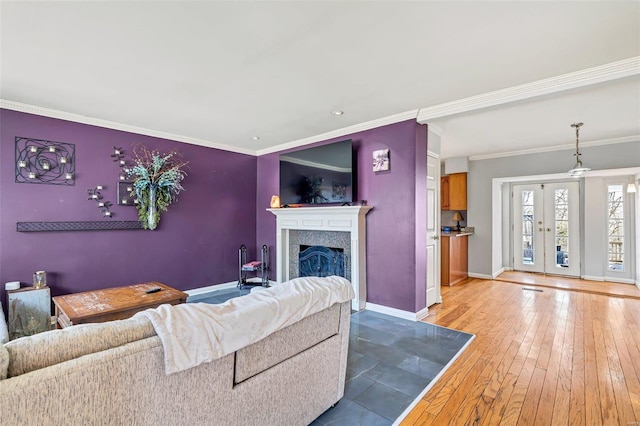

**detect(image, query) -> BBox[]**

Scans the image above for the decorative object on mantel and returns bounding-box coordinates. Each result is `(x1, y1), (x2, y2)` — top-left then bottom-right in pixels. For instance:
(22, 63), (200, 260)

(15, 137), (75, 185)
(372, 149), (390, 172)
(127, 145), (188, 230)
(87, 185), (113, 217)
(17, 221), (145, 232)
(567, 122), (591, 178)
(270, 195), (281, 208)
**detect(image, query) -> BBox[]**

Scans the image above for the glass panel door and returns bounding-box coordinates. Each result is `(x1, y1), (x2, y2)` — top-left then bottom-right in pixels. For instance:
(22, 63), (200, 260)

(513, 182), (580, 277)
(513, 185), (544, 273)
(543, 182), (580, 277)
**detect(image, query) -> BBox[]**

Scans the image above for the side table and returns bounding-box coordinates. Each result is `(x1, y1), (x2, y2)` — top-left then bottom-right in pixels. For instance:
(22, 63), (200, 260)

(53, 282), (187, 328)
(7, 286), (52, 340)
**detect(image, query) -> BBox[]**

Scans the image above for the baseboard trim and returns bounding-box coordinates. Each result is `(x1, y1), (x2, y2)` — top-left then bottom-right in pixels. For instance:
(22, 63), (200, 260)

(415, 307), (429, 321)
(184, 281), (239, 297)
(582, 275), (635, 285)
(582, 275), (605, 282)
(185, 280), (280, 299)
(365, 302), (426, 322)
(492, 268), (506, 279)
(468, 272), (493, 280)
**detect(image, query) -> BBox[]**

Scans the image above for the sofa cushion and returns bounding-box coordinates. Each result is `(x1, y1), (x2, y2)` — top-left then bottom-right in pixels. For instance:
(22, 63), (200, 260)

(0, 344), (8, 380)
(4, 315), (155, 378)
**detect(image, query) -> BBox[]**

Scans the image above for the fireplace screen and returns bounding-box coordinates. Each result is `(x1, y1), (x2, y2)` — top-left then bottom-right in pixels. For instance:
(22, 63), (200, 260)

(298, 245), (345, 278)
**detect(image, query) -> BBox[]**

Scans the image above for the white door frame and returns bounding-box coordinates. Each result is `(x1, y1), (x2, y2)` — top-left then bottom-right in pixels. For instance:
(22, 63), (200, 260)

(492, 167), (639, 280)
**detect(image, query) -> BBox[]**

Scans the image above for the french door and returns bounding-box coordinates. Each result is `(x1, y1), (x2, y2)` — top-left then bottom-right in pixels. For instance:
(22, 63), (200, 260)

(513, 182), (580, 277)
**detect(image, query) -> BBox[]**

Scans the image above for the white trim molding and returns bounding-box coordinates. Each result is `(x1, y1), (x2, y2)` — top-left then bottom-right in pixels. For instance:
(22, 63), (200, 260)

(469, 135), (640, 161)
(257, 109), (419, 156)
(417, 56), (640, 122)
(468, 272), (494, 280)
(365, 302), (428, 322)
(582, 275), (605, 282)
(184, 281), (239, 298)
(0, 99), (256, 156)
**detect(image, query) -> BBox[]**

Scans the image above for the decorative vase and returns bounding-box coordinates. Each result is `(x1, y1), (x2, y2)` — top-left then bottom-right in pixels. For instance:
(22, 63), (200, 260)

(148, 185), (158, 230)
(33, 271), (46, 288)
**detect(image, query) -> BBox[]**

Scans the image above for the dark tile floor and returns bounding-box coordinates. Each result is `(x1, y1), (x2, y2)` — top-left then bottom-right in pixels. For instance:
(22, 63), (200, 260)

(188, 287), (474, 425)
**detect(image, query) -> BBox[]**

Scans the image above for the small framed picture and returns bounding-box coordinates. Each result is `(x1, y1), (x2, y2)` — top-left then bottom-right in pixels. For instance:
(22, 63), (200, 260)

(373, 149), (390, 172)
(117, 182), (135, 206)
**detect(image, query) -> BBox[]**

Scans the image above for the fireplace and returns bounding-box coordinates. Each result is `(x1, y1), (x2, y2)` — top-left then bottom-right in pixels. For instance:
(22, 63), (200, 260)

(268, 205), (372, 311)
(288, 230), (351, 281)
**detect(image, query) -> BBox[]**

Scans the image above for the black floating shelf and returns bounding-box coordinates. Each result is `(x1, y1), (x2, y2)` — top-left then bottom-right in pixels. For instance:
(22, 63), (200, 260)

(17, 221), (145, 232)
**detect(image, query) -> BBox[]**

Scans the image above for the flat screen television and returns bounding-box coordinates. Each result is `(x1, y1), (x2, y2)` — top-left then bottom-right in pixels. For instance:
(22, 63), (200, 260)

(279, 140), (354, 206)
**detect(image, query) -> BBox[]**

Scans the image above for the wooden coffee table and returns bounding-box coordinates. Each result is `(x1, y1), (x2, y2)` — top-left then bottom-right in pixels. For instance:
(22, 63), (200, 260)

(53, 282), (188, 328)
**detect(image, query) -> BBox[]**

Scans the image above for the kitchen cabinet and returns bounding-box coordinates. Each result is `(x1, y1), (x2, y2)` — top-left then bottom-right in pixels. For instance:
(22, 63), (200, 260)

(441, 233), (468, 286)
(441, 173), (467, 211)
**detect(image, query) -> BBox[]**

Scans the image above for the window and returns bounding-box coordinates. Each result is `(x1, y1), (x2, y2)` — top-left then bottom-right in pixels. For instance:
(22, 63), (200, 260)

(607, 184), (624, 272)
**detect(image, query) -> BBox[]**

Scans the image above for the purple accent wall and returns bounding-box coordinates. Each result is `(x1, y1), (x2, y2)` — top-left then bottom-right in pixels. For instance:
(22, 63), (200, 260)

(256, 120), (428, 313)
(1, 110), (257, 304)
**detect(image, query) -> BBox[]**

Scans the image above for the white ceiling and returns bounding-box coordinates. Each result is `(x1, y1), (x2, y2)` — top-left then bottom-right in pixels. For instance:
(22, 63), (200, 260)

(1, 1), (639, 159)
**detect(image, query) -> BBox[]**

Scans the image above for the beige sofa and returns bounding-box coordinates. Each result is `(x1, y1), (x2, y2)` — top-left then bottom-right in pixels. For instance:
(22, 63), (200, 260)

(0, 279), (352, 425)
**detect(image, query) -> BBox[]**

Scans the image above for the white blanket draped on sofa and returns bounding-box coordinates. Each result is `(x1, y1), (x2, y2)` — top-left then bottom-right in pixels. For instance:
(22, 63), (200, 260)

(135, 275), (354, 375)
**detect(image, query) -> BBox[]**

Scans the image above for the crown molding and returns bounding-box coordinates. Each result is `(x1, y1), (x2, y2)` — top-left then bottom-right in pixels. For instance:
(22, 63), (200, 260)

(0, 99), (257, 156)
(417, 56), (640, 123)
(467, 135), (639, 161)
(427, 124), (445, 136)
(256, 109), (419, 156)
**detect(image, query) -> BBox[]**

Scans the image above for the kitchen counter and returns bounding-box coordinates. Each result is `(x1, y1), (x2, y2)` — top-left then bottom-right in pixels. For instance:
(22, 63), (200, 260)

(441, 231), (474, 237)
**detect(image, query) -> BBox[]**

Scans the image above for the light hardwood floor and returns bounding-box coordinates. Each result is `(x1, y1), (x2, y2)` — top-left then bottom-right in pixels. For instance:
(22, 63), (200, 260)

(495, 270), (640, 300)
(401, 278), (640, 426)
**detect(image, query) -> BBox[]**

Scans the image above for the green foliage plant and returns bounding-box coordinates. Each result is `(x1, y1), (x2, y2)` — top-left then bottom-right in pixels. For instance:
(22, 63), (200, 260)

(127, 145), (188, 230)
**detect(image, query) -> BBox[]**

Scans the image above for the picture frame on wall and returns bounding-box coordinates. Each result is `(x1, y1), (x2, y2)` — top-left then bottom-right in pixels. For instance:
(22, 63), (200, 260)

(373, 149), (390, 172)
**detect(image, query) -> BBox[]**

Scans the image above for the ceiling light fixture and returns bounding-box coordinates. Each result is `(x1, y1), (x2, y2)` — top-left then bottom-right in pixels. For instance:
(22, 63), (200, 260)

(331, 110), (344, 116)
(251, 136), (260, 141)
(568, 122), (590, 178)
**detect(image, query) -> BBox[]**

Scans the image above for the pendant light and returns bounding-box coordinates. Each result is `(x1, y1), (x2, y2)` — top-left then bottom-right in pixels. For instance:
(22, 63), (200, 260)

(568, 122), (590, 177)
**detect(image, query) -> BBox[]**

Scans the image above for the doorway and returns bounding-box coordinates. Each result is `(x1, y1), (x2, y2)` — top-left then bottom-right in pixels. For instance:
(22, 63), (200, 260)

(513, 181), (580, 277)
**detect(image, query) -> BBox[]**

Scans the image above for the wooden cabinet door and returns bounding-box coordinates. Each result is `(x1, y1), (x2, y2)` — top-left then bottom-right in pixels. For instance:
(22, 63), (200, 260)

(441, 235), (468, 286)
(441, 176), (450, 210)
(448, 173), (467, 210)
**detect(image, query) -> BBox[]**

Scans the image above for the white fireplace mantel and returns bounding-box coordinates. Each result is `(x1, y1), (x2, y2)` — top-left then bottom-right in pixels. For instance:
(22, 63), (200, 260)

(268, 206), (373, 310)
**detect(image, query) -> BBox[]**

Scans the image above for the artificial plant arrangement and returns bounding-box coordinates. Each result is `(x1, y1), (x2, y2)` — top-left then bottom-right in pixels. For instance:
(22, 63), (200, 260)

(127, 145), (188, 230)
